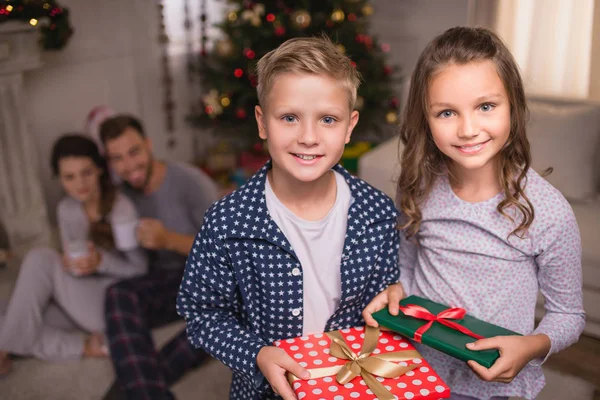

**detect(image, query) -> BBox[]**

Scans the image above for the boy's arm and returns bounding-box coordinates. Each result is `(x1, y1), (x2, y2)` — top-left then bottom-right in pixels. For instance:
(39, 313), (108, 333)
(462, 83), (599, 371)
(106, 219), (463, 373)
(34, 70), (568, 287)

(176, 219), (269, 390)
(370, 217), (402, 297)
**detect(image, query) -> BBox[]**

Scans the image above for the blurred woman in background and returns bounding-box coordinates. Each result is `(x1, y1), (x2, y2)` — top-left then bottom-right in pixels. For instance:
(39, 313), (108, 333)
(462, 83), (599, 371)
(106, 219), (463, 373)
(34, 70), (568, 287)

(0, 134), (147, 376)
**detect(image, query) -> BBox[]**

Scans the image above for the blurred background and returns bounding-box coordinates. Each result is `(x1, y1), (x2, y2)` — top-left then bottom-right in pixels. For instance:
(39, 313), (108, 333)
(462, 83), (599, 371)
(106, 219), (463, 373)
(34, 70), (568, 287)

(0, 0), (599, 399)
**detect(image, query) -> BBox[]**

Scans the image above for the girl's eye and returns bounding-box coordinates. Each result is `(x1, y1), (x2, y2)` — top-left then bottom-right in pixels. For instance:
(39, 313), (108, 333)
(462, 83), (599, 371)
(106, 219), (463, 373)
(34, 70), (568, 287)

(438, 110), (454, 118)
(322, 116), (336, 124)
(480, 103), (495, 112)
(282, 115), (297, 123)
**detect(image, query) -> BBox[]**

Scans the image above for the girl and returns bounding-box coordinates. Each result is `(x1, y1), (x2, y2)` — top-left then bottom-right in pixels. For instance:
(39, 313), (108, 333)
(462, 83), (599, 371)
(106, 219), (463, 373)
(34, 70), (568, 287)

(0, 134), (147, 376)
(364, 27), (584, 400)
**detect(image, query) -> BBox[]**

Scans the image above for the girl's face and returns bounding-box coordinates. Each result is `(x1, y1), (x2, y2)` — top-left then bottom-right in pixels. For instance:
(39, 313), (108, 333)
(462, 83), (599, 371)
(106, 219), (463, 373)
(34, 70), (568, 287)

(427, 60), (511, 178)
(58, 156), (102, 203)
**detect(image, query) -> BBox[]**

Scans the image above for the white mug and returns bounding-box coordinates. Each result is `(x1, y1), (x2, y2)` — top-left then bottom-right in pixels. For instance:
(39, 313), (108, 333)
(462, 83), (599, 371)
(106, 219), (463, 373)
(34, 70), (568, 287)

(66, 239), (89, 260)
(112, 219), (139, 251)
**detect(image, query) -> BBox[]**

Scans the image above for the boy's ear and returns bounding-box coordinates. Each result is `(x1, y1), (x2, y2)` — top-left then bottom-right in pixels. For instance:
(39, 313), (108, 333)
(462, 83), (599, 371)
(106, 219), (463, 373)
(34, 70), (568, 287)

(345, 110), (360, 144)
(255, 106), (267, 140)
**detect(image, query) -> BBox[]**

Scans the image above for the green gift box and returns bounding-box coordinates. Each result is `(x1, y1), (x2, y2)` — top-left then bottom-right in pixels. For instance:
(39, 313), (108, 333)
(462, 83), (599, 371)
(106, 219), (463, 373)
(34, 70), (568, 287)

(372, 295), (521, 368)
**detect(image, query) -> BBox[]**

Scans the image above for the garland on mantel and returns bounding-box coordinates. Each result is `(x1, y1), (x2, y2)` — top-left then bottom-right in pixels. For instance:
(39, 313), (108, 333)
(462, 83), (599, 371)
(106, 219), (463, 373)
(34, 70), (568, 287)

(0, 0), (73, 50)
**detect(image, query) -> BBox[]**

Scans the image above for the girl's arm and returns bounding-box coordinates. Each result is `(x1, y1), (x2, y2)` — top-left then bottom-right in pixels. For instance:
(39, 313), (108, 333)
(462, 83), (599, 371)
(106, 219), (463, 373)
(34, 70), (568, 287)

(531, 199), (585, 362)
(398, 227), (418, 297)
(467, 196), (585, 382)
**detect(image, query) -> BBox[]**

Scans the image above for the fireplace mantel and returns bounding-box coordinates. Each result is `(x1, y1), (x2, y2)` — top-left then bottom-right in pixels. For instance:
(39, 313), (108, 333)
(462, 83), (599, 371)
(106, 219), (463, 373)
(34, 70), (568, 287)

(0, 21), (52, 253)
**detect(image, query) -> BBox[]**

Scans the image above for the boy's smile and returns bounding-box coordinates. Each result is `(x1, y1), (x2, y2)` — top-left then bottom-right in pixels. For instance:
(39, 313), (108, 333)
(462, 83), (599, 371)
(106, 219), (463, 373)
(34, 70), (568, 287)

(255, 72), (359, 189)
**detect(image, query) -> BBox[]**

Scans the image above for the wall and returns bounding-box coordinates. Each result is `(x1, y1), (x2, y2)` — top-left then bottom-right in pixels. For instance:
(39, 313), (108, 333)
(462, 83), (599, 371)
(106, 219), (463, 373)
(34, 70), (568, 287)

(590, 0), (600, 100)
(21, 0), (199, 222)
(370, 0), (470, 79)
(19, 0), (471, 221)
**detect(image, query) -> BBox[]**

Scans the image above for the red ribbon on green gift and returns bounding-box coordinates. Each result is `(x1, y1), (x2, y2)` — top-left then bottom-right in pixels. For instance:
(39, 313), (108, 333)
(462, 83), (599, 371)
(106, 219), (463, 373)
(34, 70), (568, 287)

(398, 304), (485, 343)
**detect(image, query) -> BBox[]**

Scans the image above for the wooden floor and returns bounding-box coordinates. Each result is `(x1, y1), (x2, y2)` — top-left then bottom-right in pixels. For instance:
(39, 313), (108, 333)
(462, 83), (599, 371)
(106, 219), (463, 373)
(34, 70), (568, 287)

(545, 334), (600, 399)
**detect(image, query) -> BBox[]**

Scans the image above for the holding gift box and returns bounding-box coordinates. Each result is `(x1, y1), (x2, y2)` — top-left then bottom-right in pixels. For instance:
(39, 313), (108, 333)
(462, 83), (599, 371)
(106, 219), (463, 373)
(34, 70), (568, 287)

(177, 36), (404, 400)
(372, 295), (521, 368)
(275, 326), (450, 400)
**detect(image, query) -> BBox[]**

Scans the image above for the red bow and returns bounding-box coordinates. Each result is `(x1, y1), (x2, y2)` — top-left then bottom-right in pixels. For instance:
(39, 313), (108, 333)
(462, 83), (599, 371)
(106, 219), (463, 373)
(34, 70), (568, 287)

(398, 304), (484, 343)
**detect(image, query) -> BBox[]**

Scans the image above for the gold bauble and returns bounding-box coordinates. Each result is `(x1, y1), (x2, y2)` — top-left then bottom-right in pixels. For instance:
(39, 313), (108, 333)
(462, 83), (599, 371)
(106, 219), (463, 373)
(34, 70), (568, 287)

(220, 96), (231, 107)
(362, 5), (374, 16)
(228, 11), (238, 22)
(386, 111), (398, 124)
(354, 96), (364, 111)
(215, 38), (235, 57)
(331, 9), (345, 22)
(337, 44), (346, 54)
(291, 10), (311, 29)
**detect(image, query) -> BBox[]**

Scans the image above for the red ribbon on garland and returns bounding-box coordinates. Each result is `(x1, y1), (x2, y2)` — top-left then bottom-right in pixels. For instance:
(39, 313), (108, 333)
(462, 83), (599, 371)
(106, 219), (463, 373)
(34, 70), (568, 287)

(398, 304), (485, 343)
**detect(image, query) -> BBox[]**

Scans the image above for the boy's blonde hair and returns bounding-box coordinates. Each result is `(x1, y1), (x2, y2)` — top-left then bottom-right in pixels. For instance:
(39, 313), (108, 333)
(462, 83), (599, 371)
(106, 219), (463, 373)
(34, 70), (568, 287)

(256, 36), (361, 110)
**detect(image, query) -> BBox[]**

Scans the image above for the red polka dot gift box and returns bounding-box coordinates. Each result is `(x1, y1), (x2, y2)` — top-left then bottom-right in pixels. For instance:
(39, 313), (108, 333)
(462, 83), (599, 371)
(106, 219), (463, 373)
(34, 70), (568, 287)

(274, 326), (450, 400)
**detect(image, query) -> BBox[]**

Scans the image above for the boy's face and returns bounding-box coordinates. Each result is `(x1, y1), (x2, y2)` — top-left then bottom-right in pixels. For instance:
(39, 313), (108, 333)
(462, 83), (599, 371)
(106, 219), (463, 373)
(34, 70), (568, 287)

(255, 72), (359, 185)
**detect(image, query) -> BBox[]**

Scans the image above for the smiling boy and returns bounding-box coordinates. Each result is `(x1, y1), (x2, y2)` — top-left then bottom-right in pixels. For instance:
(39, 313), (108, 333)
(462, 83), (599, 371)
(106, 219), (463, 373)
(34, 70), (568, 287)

(177, 36), (401, 400)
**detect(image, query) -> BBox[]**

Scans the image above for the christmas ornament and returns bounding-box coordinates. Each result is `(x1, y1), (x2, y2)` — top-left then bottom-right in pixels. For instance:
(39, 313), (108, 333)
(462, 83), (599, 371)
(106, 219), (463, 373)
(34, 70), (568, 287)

(355, 96), (365, 111)
(362, 4), (374, 16)
(386, 111), (398, 124)
(215, 38), (235, 57)
(203, 89), (224, 117)
(291, 10), (311, 29)
(331, 9), (345, 23)
(0, 0), (74, 50)
(242, 3), (265, 27)
(157, 1), (175, 134)
(274, 26), (286, 36)
(236, 108), (247, 119)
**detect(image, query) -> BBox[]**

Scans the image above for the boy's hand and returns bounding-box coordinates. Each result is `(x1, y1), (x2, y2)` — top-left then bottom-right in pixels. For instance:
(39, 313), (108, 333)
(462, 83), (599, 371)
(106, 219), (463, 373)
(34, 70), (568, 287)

(466, 334), (551, 383)
(362, 282), (405, 327)
(256, 346), (310, 400)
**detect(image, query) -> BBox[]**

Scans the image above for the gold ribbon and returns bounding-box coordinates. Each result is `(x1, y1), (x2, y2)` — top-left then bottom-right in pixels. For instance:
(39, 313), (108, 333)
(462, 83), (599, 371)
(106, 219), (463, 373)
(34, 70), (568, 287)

(287, 326), (420, 400)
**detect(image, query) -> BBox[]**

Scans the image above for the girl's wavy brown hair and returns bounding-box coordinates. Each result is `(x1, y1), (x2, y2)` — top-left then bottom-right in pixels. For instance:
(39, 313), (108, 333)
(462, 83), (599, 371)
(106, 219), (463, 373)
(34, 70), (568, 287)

(398, 27), (533, 239)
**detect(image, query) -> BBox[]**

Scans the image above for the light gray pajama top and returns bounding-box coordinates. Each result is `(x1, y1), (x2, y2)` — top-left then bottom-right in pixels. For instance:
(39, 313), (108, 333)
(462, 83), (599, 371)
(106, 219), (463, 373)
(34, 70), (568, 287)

(398, 169), (585, 400)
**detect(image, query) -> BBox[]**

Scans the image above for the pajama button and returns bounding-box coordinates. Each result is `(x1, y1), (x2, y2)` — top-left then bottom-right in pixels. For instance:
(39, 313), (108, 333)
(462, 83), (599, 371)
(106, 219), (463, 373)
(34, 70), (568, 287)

(292, 308), (301, 316)
(292, 268), (301, 276)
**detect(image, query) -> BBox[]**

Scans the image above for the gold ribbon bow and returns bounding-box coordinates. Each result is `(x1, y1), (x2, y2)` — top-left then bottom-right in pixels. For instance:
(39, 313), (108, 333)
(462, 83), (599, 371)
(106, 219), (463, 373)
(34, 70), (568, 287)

(288, 326), (419, 400)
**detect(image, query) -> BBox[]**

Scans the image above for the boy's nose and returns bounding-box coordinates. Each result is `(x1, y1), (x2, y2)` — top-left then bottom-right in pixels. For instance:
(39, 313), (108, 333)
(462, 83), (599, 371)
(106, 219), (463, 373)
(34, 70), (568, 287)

(298, 124), (319, 145)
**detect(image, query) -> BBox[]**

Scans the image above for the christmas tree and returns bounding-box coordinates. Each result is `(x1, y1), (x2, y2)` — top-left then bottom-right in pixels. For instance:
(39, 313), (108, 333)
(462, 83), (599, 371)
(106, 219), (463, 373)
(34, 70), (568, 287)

(0, 0), (73, 50)
(189, 0), (400, 147)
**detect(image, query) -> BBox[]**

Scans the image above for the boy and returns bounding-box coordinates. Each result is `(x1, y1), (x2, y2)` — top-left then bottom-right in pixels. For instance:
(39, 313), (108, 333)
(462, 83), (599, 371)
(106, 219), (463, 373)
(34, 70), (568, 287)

(177, 36), (400, 400)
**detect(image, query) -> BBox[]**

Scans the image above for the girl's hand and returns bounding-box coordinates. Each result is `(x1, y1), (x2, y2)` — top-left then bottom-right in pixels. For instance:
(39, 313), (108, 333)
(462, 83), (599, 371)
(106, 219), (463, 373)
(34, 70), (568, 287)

(256, 346), (310, 400)
(466, 334), (551, 383)
(362, 282), (405, 328)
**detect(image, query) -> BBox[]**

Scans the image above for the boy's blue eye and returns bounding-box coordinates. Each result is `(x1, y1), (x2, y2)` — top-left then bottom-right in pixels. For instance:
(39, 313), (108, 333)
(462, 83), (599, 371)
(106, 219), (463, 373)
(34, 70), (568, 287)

(322, 116), (335, 124)
(282, 115), (296, 123)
